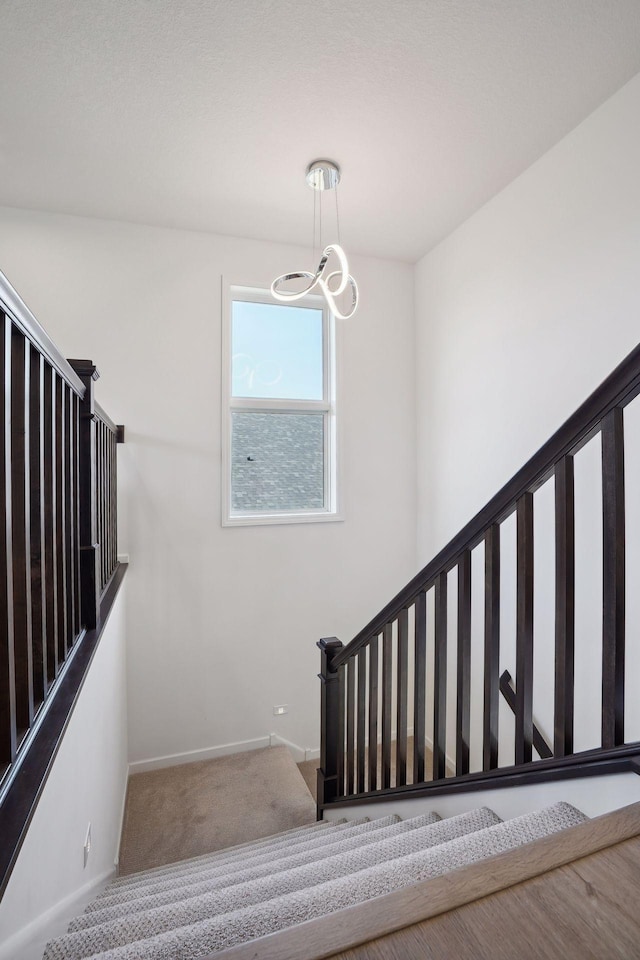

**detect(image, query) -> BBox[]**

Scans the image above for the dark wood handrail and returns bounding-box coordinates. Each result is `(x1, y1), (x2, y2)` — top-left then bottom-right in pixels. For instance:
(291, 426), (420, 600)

(0, 270), (85, 397)
(333, 340), (640, 668)
(94, 400), (118, 435)
(499, 669), (553, 760)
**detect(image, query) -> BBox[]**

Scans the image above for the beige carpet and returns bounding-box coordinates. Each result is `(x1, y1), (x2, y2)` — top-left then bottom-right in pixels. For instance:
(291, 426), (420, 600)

(297, 759), (318, 800)
(118, 746), (316, 876)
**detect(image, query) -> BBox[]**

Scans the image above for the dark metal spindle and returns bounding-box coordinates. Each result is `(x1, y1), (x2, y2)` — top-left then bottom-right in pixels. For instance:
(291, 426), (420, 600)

(11, 329), (34, 733)
(64, 387), (74, 646)
(29, 349), (46, 705)
(43, 365), (58, 681)
(337, 663), (345, 797)
(356, 647), (366, 793)
(456, 550), (471, 776)
(516, 492), (534, 765)
(367, 634), (379, 792)
(74, 394), (81, 634)
(396, 607), (408, 786)
(0, 314), (17, 765)
(554, 455), (575, 757)
(484, 524), (500, 770)
(433, 572), (448, 779)
(381, 623), (393, 788)
(55, 377), (67, 661)
(601, 407), (625, 748)
(346, 657), (355, 795)
(413, 590), (427, 783)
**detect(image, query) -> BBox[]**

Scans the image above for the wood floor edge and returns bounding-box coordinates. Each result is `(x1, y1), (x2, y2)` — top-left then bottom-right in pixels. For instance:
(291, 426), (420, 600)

(209, 801), (640, 960)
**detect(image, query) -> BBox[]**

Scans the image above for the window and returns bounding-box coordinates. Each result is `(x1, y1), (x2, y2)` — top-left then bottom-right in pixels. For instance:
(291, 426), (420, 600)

(222, 285), (339, 525)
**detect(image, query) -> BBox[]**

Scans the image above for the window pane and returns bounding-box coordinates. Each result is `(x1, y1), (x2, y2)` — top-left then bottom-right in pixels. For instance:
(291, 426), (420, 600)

(231, 412), (325, 513)
(231, 300), (323, 400)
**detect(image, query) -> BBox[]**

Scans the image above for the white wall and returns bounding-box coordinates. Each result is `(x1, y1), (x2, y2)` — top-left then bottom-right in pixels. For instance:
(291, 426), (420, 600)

(0, 581), (128, 959)
(0, 212), (416, 764)
(414, 71), (640, 769)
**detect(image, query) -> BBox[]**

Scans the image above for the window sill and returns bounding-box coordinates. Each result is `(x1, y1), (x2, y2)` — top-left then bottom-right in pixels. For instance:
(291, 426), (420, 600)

(222, 512), (344, 528)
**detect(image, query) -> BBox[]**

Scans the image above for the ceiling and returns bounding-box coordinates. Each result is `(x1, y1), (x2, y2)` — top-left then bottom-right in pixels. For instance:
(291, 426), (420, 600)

(1, 0), (640, 262)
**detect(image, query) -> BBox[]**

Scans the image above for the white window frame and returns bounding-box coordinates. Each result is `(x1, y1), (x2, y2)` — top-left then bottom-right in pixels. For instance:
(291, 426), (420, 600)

(221, 281), (341, 526)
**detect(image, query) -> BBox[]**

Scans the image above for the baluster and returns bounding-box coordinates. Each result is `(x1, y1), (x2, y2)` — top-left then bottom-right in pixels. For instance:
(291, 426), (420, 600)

(0, 313), (17, 765)
(43, 364), (58, 680)
(356, 647), (366, 793)
(55, 376), (67, 660)
(601, 407), (625, 748)
(108, 431), (114, 578)
(317, 637), (343, 812)
(112, 431), (117, 574)
(433, 572), (447, 779)
(554, 455), (575, 757)
(337, 662), (345, 797)
(11, 329), (34, 734)
(456, 550), (471, 776)
(413, 590), (427, 783)
(346, 656), (355, 795)
(516, 492), (534, 764)
(73, 394), (81, 634)
(367, 634), (379, 792)
(64, 386), (74, 645)
(101, 422), (107, 586)
(29, 349), (46, 705)
(484, 524), (500, 770)
(381, 623), (392, 788)
(396, 607), (408, 786)
(97, 421), (103, 592)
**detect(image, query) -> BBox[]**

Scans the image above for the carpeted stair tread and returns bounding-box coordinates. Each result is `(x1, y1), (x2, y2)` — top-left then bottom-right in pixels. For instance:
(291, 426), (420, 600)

(67, 812), (447, 938)
(107, 818), (347, 890)
(84, 814), (410, 917)
(43, 802), (586, 960)
(57, 809), (496, 957)
(99, 818), (368, 900)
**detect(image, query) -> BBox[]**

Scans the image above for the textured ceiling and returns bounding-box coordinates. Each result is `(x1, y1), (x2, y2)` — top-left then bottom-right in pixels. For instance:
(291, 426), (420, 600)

(1, 0), (640, 262)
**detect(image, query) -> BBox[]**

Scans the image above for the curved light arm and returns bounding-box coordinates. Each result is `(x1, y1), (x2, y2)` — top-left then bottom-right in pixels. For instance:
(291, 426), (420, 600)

(271, 244), (358, 319)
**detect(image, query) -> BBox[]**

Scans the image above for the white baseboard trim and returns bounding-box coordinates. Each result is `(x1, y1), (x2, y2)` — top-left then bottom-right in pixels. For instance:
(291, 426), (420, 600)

(128, 736), (272, 774)
(0, 867), (114, 960)
(113, 764), (131, 868)
(129, 734), (321, 776)
(269, 734), (320, 764)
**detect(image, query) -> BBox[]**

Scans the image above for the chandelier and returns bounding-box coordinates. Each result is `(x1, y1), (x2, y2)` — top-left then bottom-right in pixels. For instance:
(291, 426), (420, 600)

(271, 159), (358, 320)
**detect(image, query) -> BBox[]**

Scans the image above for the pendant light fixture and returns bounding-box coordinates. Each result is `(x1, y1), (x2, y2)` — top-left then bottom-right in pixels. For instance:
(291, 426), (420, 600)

(271, 159), (358, 320)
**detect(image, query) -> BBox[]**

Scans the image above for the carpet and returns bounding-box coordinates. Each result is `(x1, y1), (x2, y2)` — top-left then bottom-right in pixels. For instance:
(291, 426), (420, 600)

(118, 746), (316, 876)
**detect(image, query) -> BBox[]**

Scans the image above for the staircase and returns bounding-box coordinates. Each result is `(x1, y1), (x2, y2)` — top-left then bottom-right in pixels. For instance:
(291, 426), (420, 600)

(43, 802), (585, 959)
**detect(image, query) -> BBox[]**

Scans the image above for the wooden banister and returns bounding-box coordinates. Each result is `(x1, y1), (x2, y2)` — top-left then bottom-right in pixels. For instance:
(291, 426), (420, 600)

(321, 338), (640, 811)
(0, 271), (126, 900)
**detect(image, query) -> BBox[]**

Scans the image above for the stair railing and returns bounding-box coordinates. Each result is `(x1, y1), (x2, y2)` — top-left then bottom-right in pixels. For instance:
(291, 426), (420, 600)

(0, 270), (125, 896)
(318, 340), (640, 812)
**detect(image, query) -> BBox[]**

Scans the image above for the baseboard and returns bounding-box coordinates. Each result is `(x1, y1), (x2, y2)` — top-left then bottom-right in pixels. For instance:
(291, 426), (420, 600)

(128, 728), (452, 779)
(269, 734), (320, 764)
(128, 736), (274, 774)
(0, 868), (114, 960)
(113, 763), (130, 869)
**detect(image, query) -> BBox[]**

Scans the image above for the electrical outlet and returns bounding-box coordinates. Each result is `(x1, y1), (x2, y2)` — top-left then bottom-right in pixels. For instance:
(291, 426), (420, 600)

(83, 823), (91, 868)
(273, 704), (288, 716)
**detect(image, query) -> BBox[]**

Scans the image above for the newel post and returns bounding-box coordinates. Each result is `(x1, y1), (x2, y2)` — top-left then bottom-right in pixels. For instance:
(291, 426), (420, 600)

(68, 360), (100, 630)
(317, 636), (344, 819)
